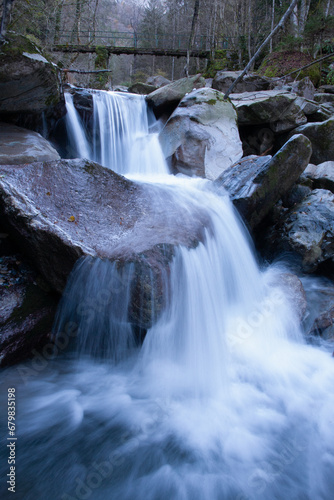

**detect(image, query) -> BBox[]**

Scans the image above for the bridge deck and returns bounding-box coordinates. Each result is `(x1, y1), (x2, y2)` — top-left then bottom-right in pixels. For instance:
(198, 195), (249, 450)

(50, 44), (211, 58)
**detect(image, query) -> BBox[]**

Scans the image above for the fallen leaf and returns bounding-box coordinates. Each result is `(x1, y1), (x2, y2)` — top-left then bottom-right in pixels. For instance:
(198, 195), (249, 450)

(68, 216), (75, 222)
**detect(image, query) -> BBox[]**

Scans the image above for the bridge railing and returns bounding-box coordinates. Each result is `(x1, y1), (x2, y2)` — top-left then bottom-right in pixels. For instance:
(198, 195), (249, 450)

(54, 31), (230, 51)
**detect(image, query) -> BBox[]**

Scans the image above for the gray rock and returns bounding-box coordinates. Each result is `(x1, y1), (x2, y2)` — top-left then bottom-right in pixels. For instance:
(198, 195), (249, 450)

(290, 77), (315, 100)
(212, 71), (270, 93)
(146, 75), (170, 88)
(314, 93), (334, 104)
(303, 161), (334, 193)
(318, 85), (334, 95)
(128, 82), (157, 95)
(308, 306), (334, 340)
(146, 74), (206, 118)
(0, 123), (60, 165)
(0, 33), (60, 114)
(214, 134), (312, 229)
(292, 117), (334, 164)
(0, 251), (58, 367)
(0, 159), (209, 328)
(230, 90), (307, 132)
(278, 273), (307, 320)
(159, 88), (242, 180)
(273, 189), (334, 272)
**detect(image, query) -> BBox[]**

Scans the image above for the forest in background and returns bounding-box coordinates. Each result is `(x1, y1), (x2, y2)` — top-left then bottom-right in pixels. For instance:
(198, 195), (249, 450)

(1, 0), (334, 85)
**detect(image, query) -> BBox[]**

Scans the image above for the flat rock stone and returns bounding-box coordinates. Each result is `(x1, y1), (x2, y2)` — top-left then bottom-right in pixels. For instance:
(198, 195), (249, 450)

(159, 88), (242, 180)
(0, 123), (60, 164)
(214, 134), (312, 229)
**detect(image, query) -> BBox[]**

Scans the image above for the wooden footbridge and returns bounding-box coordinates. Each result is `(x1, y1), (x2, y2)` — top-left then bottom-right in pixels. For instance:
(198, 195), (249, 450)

(50, 31), (230, 58)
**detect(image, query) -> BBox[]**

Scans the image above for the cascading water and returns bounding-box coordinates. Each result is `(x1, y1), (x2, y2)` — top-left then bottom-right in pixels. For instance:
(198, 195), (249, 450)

(1, 89), (334, 500)
(66, 89), (168, 176)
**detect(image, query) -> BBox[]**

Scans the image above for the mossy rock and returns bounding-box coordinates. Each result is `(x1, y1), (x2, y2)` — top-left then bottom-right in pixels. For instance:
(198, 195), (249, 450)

(258, 51), (321, 86)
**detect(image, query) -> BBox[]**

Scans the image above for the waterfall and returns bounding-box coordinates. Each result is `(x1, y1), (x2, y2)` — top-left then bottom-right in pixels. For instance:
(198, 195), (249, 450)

(65, 89), (169, 176)
(2, 90), (334, 500)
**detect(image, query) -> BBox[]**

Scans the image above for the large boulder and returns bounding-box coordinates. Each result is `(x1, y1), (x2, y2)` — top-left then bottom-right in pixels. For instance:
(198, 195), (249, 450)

(0, 159), (208, 328)
(0, 33), (61, 114)
(292, 118), (334, 164)
(230, 90), (307, 133)
(212, 71), (271, 93)
(268, 189), (334, 273)
(0, 123), (60, 164)
(214, 134), (312, 229)
(146, 74), (206, 119)
(159, 88), (242, 180)
(303, 161), (334, 193)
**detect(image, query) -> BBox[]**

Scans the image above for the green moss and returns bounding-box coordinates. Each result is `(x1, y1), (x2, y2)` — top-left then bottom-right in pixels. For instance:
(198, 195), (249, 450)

(207, 99), (217, 105)
(258, 50), (321, 86)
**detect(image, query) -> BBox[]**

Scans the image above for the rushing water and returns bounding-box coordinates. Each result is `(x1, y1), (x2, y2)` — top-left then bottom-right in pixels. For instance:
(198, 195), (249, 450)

(1, 90), (334, 500)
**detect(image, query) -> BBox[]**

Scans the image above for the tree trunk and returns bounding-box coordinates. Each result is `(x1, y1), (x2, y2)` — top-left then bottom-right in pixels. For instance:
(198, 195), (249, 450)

(54, 0), (64, 44)
(92, 0), (100, 43)
(0, 0), (15, 41)
(71, 0), (82, 43)
(185, 0), (200, 77)
(224, 0), (299, 99)
(270, 0), (275, 53)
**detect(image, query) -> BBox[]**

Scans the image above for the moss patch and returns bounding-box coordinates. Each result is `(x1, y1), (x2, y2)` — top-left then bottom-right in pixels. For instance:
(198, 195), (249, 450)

(258, 51), (321, 86)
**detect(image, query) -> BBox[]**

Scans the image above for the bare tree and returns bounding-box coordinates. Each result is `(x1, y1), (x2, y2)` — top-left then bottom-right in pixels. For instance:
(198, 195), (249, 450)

(0, 0), (15, 41)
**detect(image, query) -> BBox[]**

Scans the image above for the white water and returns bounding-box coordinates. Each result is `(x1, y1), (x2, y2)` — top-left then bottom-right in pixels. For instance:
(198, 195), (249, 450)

(1, 90), (334, 500)
(66, 89), (168, 176)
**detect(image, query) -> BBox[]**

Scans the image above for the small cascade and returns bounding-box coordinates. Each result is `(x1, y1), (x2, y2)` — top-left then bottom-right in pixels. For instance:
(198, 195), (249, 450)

(65, 92), (92, 160)
(65, 89), (169, 176)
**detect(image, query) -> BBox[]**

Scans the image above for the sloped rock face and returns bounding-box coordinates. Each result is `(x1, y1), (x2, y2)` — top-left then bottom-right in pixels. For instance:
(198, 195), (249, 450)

(268, 189), (334, 273)
(214, 134), (312, 229)
(146, 74), (206, 119)
(0, 159), (208, 327)
(292, 118), (334, 164)
(159, 88), (242, 180)
(0, 33), (60, 114)
(212, 71), (271, 93)
(0, 123), (60, 164)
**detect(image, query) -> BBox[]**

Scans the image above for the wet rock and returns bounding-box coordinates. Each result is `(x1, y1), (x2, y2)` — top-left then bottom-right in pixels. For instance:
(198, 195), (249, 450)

(0, 33), (60, 114)
(303, 161), (334, 193)
(0, 252), (58, 367)
(0, 159), (209, 327)
(128, 82), (157, 95)
(292, 117), (334, 164)
(159, 88), (242, 180)
(0, 122), (60, 165)
(279, 273), (307, 320)
(146, 74), (206, 119)
(212, 71), (270, 93)
(308, 306), (334, 340)
(230, 90), (307, 132)
(281, 183), (312, 208)
(214, 134), (312, 229)
(269, 189), (334, 273)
